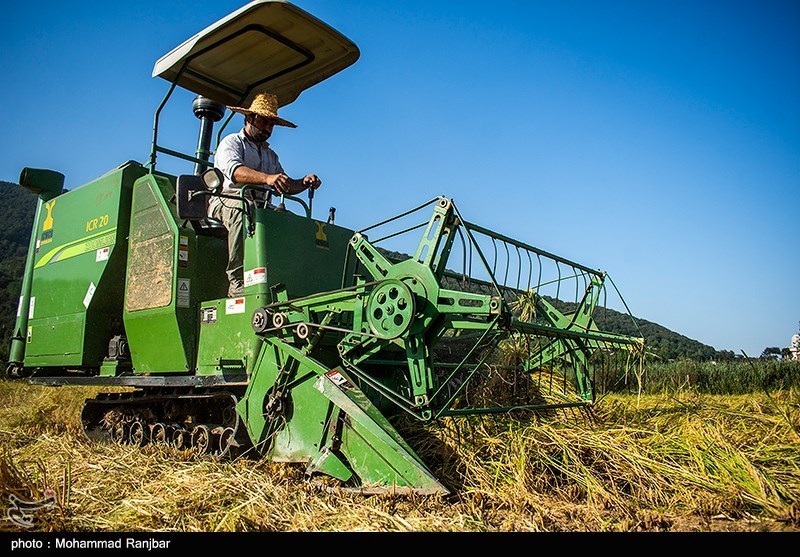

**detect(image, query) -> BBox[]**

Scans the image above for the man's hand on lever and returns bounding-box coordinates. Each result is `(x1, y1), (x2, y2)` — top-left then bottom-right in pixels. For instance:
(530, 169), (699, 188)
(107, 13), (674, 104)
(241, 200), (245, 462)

(302, 174), (322, 190)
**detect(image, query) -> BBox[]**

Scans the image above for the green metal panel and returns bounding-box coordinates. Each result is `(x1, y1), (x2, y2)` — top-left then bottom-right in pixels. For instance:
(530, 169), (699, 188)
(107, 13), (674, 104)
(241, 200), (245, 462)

(236, 340), (333, 462)
(269, 378), (332, 462)
(24, 162), (146, 368)
(245, 208), (356, 300)
(196, 294), (269, 375)
(235, 335), (446, 493)
(195, 202), (359, 374)
(123, 174), (200, 374)
(316, 371), (447, 494)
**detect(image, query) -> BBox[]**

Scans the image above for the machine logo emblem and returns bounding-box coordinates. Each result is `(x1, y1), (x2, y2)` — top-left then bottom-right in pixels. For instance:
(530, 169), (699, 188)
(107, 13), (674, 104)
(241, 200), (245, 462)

(40, 200), (56, 245)
(315, 222), (329, 249)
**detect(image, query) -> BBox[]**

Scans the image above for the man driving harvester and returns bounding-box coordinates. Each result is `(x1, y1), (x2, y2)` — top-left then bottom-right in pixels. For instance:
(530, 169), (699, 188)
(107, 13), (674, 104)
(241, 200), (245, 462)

(210, 91), (322, 297)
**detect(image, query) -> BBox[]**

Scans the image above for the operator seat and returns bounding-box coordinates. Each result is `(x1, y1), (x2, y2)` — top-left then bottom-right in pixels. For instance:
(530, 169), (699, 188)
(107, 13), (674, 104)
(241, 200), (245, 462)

(192, 216), (228, 239)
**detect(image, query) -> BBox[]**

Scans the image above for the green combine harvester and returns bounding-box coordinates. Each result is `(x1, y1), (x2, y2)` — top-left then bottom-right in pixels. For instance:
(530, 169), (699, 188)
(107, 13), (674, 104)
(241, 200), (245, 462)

(6, 1), (645, 494)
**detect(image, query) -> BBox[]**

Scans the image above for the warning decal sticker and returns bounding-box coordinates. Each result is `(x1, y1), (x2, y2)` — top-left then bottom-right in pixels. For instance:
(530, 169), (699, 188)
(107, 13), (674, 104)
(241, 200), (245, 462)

(225, 297), (246, 315)
(244, 267), (267, 287)
(177, 278), (190, 308)
(325, 369), (354, 391)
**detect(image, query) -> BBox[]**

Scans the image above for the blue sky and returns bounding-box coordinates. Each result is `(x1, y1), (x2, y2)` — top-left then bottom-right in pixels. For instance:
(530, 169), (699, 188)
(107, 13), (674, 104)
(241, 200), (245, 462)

(1, 0), (797, 356)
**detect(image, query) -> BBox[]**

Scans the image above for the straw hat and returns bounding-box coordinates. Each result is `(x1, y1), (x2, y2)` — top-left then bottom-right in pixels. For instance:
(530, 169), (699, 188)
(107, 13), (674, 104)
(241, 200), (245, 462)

(227, 92), (297, 128)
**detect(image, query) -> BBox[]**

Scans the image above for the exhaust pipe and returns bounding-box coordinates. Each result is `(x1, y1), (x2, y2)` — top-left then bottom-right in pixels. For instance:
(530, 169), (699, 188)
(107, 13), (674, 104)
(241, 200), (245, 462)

(192, 96), (226, 175)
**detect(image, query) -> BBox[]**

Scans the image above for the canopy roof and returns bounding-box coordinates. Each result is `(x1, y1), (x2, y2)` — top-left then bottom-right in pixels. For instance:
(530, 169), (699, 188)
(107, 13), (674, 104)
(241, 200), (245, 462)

(152, 0), (360, 107)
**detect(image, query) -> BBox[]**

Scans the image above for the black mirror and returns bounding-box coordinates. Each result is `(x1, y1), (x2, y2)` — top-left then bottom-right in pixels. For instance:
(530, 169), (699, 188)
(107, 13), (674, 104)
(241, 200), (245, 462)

(176, 175), (208, 220)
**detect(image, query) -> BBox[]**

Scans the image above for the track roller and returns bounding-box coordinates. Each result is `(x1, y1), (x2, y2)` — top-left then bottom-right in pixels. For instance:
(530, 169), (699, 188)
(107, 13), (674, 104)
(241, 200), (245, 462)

(172, 428), (189, 450)
(81, 389), (246, 457)
(191, 425), (211, 455)
(217, 427), (238, 457)
(111, 423), (127, 444)
(151, 422), (168, 445)
(129, 419), (148, 446)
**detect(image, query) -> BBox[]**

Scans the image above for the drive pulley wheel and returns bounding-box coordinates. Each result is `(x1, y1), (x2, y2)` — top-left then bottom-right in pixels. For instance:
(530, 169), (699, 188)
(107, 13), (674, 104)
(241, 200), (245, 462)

(222, 406), (236, 427)
(366, 279), (415, 339)
(252, 308), (271, 334)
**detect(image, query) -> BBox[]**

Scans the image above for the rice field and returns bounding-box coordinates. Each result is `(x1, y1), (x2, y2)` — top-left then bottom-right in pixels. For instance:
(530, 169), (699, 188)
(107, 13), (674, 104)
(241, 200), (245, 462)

(633, 359), (800, 395)
(1, 375), (797, 533)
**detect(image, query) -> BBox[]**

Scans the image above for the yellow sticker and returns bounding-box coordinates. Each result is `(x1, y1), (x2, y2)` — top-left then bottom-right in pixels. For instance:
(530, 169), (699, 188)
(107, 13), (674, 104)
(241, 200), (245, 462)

(43, 200), (56, 231)
(315, 222), (329, 249)
(40, 200), (56, 245)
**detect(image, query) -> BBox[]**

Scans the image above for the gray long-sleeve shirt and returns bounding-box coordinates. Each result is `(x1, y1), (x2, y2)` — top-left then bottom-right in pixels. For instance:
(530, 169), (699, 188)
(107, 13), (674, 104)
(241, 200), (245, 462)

(209, 128), (284, 214)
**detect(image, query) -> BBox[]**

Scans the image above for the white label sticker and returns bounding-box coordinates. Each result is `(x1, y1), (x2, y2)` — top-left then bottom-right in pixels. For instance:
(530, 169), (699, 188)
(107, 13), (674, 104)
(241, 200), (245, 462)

(17, 296), (23, 317)
(179, 236), (189, 265)
(96, 247), (110, 262)
(225, 297), (246, 315)
(29, 297), (35, 319)
(83, 283), (96, 308)
(200, 306), (217, 324)
(244, 267), (267, 287)
(177, 278), (190, 308)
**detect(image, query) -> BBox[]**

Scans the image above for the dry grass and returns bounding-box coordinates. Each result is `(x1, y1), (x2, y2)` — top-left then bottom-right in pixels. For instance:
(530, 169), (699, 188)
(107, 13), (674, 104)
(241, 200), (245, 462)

(0, 379), (798, 532)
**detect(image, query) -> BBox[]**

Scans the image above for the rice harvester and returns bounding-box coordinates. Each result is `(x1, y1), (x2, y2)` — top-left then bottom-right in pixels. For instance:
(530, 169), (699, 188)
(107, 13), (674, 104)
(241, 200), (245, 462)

(6, 0), (645, 494)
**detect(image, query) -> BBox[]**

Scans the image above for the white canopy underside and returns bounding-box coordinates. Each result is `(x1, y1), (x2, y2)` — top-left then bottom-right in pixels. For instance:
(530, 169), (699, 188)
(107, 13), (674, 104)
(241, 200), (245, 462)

(152, 0), (359, 107)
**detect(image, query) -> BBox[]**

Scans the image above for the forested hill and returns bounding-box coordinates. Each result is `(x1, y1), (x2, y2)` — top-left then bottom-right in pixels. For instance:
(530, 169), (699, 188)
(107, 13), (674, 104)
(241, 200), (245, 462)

(0, 182), (718, 363)
(0, 181), (38, 362)
(592, 309), (717, 360)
